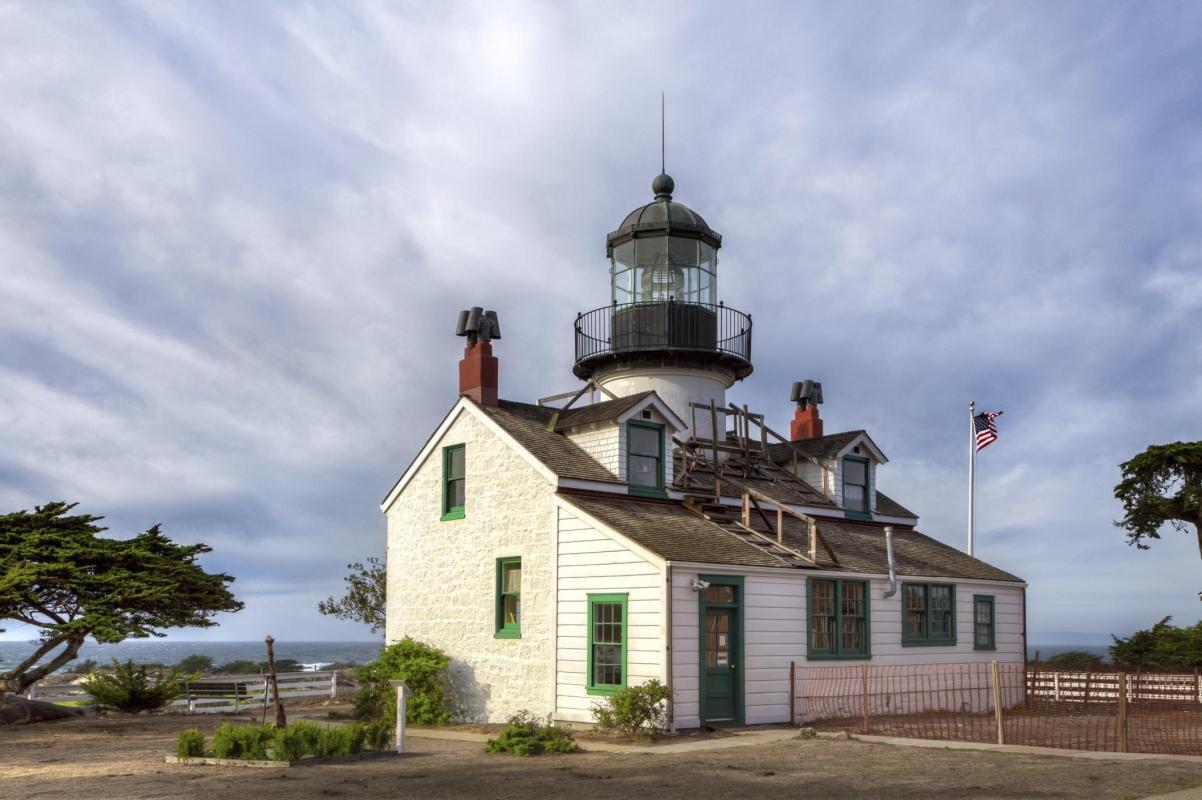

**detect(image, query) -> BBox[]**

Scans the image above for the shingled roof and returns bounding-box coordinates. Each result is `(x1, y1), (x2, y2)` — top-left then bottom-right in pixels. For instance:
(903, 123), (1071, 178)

(476, 399), (622, 484)
(767, 430), (866, 461)
(551, 391), (655, 431)
(560, 491), (1022, 583)
(875, 491), (917, 519)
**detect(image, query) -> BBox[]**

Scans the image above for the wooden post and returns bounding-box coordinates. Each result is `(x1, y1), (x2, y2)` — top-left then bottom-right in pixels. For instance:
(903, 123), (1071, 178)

(741, 492), (750, 528)
(776, 508), (784, 545)
(330, 670), (338, 699)
(265, 635), (286, 728)
(789, 661), (796, 726)
(1084, 671), (1092, 707)
(1118, 672), (1128, 753)
(991, 660), (1004, 745)
(1053, 672), (1061, 702)
(861, 662), (870, 735)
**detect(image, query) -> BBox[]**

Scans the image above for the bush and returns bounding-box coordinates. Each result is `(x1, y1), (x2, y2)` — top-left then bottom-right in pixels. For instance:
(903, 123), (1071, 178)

(214, 660), (262, 674)
(364, 719), (394, 751)
(1110, 616), (1202, 671)
(591, 680), (672, 737)
(175, 654), (214, 674)
(1043, 650), (1104, 670)
(211, 722), (275, 760)
(176, 729), (206, 758)
(74, 658), (99, 675)
(81, 659), (187, 713)
(272, 720), (322, 761)
(315, 722), (367, 757)
(354, 638), (452, 725)
(485, 711), (577, 756)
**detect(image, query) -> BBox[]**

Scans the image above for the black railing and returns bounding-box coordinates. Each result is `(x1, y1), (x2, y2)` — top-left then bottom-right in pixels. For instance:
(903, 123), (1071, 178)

(574, 301), (752, 369)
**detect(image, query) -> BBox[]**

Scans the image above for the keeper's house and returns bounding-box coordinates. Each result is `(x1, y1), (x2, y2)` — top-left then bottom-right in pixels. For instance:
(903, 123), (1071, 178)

(382, 170), (1025, 728)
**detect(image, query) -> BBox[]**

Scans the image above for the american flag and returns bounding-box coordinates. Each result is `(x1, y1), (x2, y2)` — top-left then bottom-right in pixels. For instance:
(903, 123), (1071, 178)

(974, 410), (1003, 451)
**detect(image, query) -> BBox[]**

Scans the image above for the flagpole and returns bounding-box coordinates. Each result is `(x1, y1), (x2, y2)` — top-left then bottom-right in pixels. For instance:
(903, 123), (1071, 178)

(968, 399), (975, 557)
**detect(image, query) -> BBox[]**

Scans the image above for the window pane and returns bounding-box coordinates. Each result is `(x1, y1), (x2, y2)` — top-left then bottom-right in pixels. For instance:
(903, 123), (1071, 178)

(812, 581), (834, 616)
(704, 585), (734, 604)
(629, 425), (660, 456)
(503, 563), (521, 593)
(843, 484), (865, 511)
(629, 454), (660, 487)
(591, 601), (624, 687)
(905, 585), (925, 636)
(504, 594), (520, 626)
(448, 447), (465, 479)
(841, 616), (864, 652)
(612, 268), (634, 304)
(843, 459), (866, 485)
(448, 479), (465, 509)
(842, 582), (863, 617)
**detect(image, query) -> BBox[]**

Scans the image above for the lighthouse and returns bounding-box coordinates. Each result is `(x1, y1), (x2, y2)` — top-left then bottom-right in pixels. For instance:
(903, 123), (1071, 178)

(572, 171), (753, 440)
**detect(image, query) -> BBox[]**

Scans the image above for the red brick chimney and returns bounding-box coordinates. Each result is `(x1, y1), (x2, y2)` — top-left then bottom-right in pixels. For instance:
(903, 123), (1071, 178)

(790, 404), (823, 441)
(459, 340), (498, 406)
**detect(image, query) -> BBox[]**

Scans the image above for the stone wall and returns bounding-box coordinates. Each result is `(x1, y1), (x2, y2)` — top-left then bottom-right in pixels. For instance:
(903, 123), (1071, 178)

(385, 406), (557, 722)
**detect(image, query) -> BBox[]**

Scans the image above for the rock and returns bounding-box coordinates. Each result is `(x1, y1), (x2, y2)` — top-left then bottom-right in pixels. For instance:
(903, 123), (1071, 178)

(830, 731), (851, 740)
(0, 696), (89, 725)
(796, 727), (817, 740)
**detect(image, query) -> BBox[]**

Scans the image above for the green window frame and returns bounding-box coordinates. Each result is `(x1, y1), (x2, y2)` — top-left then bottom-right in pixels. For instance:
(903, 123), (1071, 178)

(495, 557), (521, 639)
(441, 444), (465, 521)
(586, 593), (628, 695)
(807, 578), (871, 659)
(842, 455), (872, 521)
(973, 594), (996, 651)
(902, 583), (957, 646)
(626, 420), (666, 498)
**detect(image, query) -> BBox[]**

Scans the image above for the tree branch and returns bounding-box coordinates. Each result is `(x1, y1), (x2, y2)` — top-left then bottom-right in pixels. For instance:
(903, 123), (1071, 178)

(3, 636), (86, 694)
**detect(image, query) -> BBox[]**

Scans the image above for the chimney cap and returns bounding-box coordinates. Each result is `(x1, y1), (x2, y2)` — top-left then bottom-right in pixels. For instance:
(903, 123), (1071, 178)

(455, 307), (502, 345)
(790, 380), (823, 410)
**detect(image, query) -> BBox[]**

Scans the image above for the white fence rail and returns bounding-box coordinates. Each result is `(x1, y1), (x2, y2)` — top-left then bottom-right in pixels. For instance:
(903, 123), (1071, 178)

(1027, 670), (1202, 704)
(27, 670), (338, 714)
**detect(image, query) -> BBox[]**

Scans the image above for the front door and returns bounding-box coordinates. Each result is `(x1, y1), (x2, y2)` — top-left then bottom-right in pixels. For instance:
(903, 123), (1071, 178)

(699, 578), (742, 725)
(703, 607), (736, 721)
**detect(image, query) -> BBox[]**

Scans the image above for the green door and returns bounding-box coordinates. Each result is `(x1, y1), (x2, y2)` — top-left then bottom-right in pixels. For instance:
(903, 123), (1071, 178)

(702, 606), (737, 722)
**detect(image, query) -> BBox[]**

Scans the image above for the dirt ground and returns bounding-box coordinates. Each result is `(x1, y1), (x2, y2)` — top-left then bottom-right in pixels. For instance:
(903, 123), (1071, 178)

(5, 713), (1202, 800)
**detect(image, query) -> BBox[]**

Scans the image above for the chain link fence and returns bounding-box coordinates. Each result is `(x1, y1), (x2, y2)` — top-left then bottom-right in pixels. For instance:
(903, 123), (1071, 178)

(791, 661), (1202, 756)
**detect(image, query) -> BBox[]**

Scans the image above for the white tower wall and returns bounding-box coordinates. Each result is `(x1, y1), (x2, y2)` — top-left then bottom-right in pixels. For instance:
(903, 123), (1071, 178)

(596, 367), (730, 441)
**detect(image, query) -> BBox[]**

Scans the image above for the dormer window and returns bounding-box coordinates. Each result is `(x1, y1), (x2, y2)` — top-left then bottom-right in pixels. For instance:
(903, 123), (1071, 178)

(842, 456), (871, 520)
(627, 421), (665, 497)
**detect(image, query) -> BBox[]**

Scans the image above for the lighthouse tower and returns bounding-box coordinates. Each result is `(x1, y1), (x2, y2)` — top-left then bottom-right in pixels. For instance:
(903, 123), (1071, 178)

(572, 172), (753, 440)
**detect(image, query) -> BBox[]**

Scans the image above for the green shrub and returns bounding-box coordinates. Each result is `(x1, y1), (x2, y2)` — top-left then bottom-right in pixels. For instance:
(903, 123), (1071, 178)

(176, 728), (206, 758)
(315, 722), (366, 757)
(211, 722), (275, 760)
(74, 658), (99, 675)
(175, 654), (214, 674)
(272, 721), (322, 762)
(354, 637), (452, 725)
(591, 679), (672, 737)
(485, 711), (577, 756)
(364, 720), (394, 751)
(1043, 650), (1104, 670)
(81, 659), (187, 713)
(214, 659), (261, 674)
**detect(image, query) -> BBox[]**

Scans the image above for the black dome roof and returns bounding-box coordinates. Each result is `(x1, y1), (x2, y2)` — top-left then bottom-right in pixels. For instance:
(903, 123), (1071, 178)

(606, 173), (722, 254)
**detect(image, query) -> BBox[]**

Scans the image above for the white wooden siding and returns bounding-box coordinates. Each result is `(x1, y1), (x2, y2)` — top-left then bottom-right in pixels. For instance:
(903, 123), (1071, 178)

(671, 567), (1025, 728)
(555, 505), (665, 724)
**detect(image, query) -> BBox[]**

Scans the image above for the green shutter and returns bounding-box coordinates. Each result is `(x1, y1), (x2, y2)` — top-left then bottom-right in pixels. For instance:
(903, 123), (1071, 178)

(586, 593), (628, 695)
(495, 557), (521, 639)
(807, 578), (871, 660)
(901, 582), (957, 646)
(441, 444), (465, 521)
(973, 595), (996, 651)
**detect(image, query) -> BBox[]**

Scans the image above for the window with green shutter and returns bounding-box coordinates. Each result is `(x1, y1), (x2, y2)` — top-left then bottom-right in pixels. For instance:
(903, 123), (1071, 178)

(973, 595), (995, 651)
(587, 594), (628, 695)
(902, 583), (957, 646)
(807, 578), (870, 659)
(441, 444), (465, 521)
(495, 557), (521, 638)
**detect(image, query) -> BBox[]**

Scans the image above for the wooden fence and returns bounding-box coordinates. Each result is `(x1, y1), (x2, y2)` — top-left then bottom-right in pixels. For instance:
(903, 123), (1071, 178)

(1027, 670), (1202, 704)
(27, 670), (338, 714)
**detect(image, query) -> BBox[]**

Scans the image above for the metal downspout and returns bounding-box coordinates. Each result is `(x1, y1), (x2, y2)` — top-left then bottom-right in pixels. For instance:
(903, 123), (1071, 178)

(665, 561), (675, 733)
(883, 526), (898, 599)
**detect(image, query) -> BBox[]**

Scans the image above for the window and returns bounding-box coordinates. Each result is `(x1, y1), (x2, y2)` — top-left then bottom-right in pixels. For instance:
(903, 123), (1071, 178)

(902, 583), (956, 646)
(842, 456), (871, 519)
(627, 421), (665, 497)
(495, 558), (521, 638)
(807, 578), (870, 659)
(587, 594), (627, 695)
(973, 595), (995, 650)
(441, 444), (465, 520)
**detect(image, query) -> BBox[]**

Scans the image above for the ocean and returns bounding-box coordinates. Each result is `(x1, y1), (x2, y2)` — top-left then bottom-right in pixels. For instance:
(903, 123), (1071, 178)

(0, 640), (383, 674)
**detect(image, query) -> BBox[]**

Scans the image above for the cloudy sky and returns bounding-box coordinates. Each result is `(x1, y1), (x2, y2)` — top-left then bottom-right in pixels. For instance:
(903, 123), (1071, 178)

(1, 1), (1199, 644)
